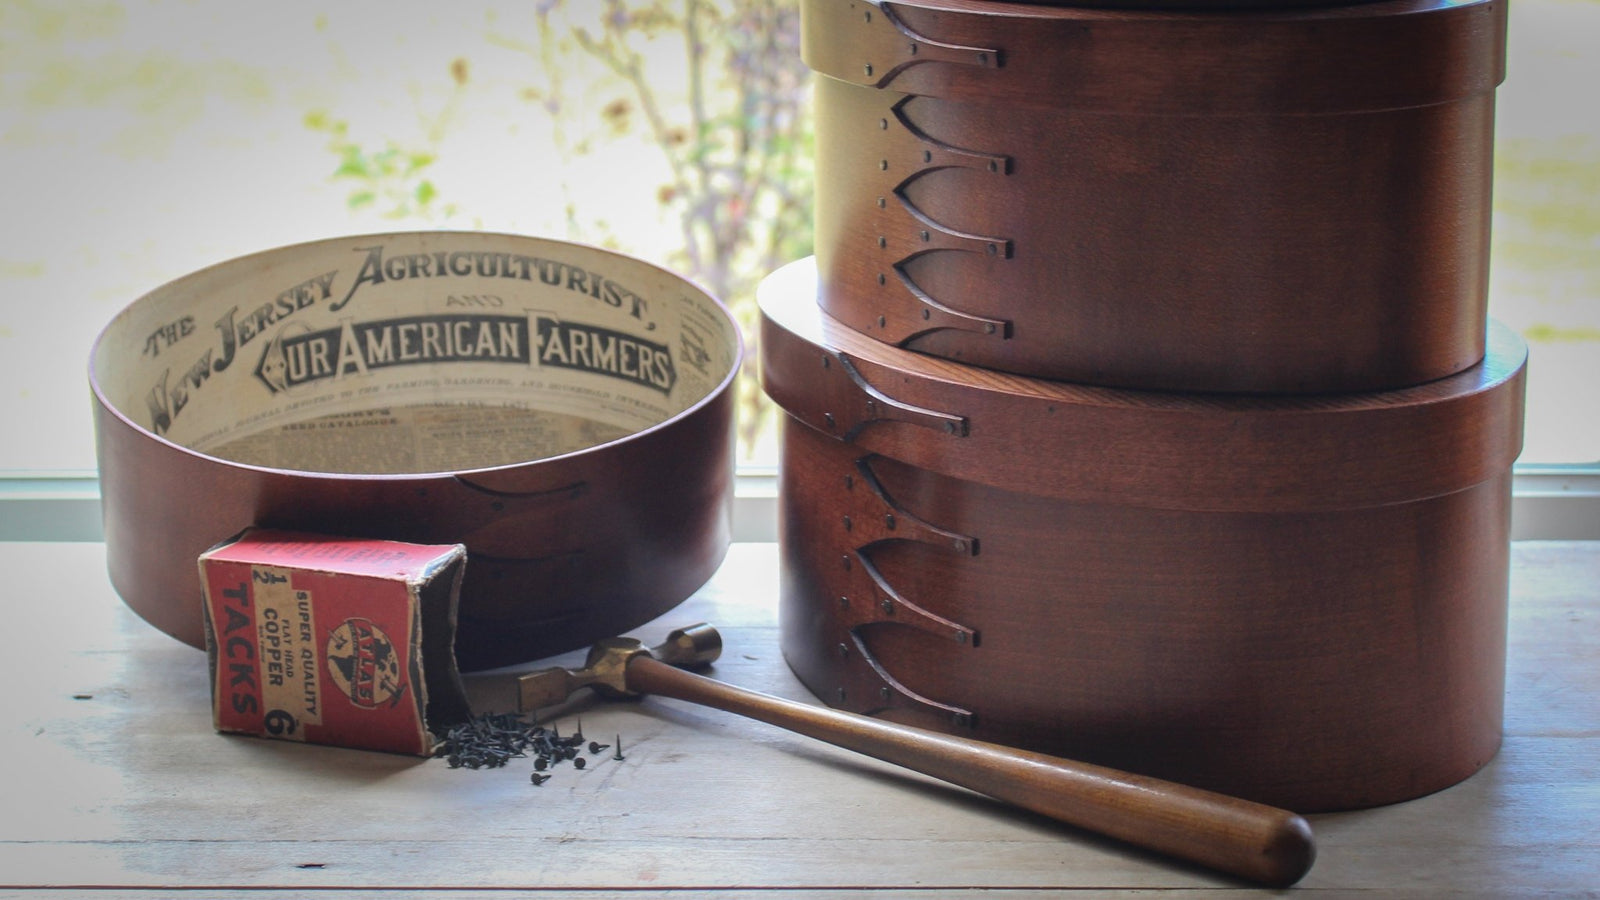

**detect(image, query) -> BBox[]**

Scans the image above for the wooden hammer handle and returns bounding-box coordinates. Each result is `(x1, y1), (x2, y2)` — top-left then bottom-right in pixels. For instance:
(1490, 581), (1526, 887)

(625, 654), (1314, 887)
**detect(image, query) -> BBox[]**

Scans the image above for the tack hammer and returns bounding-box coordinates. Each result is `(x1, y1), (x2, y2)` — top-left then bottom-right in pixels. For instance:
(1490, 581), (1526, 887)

(517, 623), (1315, 888)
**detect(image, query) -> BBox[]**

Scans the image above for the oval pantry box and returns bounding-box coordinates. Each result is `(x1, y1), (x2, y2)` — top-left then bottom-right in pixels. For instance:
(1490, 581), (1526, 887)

(802, 0), (1507, 394)
(760, 259), (1526, 812)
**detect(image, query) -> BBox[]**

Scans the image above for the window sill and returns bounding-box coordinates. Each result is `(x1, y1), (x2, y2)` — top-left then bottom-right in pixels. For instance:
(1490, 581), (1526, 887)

(1, 464), (1595, 543)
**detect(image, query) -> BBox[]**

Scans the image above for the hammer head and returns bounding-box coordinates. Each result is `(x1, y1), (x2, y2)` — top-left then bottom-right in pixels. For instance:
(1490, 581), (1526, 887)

(516, 623), (722, 713)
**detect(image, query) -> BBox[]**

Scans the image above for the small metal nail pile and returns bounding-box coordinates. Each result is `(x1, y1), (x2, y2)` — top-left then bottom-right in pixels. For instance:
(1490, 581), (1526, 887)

(433, 713), (626, 785)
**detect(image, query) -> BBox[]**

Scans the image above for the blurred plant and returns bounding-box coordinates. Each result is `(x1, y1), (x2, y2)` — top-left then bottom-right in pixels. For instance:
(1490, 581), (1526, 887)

(302, 57), (471, 222)
(511, 0), (814, 456)
(304, 4), (813, 457)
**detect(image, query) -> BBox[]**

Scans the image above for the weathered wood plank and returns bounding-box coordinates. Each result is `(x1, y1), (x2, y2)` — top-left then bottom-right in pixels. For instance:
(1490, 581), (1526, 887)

(0, 542), (1596, 895)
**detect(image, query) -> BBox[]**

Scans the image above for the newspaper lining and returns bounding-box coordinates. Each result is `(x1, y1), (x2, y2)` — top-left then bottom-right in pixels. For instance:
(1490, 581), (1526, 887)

(94, 234), (738, 474)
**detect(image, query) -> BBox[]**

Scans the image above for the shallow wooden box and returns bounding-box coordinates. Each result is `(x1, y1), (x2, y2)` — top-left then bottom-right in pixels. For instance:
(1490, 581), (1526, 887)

(761, 258), (1526, 812)
(91, 232), (742, 671)
(804, 0), (1506, 393)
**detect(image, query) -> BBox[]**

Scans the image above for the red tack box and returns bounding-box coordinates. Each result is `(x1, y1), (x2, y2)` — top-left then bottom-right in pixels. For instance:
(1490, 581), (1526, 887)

(198, 528), (472, 755)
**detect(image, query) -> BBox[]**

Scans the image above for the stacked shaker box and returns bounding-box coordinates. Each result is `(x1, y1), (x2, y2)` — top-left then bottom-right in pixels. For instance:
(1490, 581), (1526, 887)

(760, 0), (1526, 812)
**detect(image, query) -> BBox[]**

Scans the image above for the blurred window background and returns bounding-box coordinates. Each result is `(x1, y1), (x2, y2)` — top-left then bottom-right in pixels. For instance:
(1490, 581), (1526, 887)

(0, 0), (1595, 480)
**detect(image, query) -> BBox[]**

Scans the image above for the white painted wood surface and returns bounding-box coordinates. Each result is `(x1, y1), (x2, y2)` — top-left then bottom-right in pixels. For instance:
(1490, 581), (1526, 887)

(0, 541), (1595, 897)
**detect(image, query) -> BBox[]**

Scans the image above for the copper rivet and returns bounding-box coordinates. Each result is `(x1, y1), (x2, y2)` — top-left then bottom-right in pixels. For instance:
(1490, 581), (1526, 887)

(843, 515), (853, 531)
(825, 412), (836, 429)
(956, 631), (969, 644)
(839, 643), (850, 658)
(877, 315), (886, 327)
(845, 474), (854, 489)
(839, 593), (849, 606)
(985, 322), (997, 334)
(920, 230), (930, 242)
(876, 196), (886, 208)
(885, 513), (896, 530)
(977, 52), (988, 64)
(878, 273), (886, 286)
(987, 242), (998, 255)
(865, 10), (872, 22)
(879, 159), (888, 171)
(864, 63), (874, 77)
(838, 687), (847, 701)
(879, 118), (888, 130)
(842, 555), (852, 570)
(878, 236), (887, 248)
(881, 598), (894, 615)
(822, 355), (830, 368)
(909, 43), (918, 55)
(944, 421), (957, 434)
(921, 308), (930, 320)
(954, 539), (968, 553)
(880, 686), (891, 701)
(989, 160), (999, 173)
(922, 150), (932, 163)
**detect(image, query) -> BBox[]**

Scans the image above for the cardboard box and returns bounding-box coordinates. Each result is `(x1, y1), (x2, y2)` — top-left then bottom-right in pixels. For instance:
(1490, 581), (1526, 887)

(198, 528), (472, 755)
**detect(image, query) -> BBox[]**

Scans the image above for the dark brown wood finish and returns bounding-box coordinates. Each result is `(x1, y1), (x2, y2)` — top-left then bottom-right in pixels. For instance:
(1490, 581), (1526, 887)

(91, 233), (741, 671)
(967, 0), (1390, 7)
(761, 259), (1525, 513)
(760, 259), (1526, 812)
(93, 401), (736, 670)
(805, 0), (1504, 113)
(803, 0), (1505, 392)
(779, 420), (1511, 812)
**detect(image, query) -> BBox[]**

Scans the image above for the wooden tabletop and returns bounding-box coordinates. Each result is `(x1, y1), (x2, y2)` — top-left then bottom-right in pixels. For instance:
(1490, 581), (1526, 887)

(1, 540), (1595, 897)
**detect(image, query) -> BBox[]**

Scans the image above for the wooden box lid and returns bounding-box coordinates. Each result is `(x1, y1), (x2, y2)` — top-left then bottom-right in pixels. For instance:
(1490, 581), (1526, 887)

(761, 258), (1526, 513)
(802, 0), (1505, 115)
(938, 0), (1394, 8)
